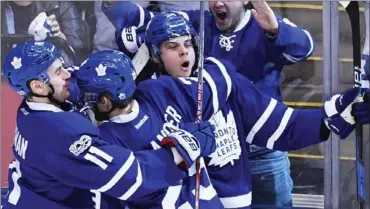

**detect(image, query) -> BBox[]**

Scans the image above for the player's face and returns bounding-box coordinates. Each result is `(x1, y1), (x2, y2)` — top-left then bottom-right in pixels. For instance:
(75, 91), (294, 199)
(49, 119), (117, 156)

(209, 1), (246, 33)
(160, 35), (195, 78)
(47, 59), (71, 102)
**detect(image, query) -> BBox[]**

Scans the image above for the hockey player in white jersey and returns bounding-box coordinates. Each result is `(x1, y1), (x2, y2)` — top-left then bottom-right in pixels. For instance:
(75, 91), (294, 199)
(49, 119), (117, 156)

(1, 41), (218, 209)
(80, 12), (370, 209)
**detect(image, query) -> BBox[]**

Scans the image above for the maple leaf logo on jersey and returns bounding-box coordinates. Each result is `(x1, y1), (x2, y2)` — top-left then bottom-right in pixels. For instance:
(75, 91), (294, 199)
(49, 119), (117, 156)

(95, 64), (107, 76)
(11, 57), (22, 69)
(207, 109), (241, 168)
(69, 135), (92, 156)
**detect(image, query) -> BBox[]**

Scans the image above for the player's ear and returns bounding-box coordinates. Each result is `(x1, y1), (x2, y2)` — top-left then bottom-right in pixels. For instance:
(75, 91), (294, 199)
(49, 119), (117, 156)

(99, 94), (110, 106)
(98, 93), (114, 111)
(28, 79), (47, 95)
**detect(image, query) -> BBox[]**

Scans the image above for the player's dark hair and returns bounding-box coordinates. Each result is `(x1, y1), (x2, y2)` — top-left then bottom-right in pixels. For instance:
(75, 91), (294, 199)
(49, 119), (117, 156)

(99, 92), (134, 110)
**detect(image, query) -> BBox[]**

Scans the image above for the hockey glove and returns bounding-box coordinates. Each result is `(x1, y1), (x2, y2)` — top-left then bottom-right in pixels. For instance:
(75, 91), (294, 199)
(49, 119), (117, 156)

(352, 88), (370, 125)
(116, 26), (146, 57)
(181, 121), (216, 157)
(161, 121), (216, 169)
(28, 12), (53, 41)
(323, 87), (364, 139)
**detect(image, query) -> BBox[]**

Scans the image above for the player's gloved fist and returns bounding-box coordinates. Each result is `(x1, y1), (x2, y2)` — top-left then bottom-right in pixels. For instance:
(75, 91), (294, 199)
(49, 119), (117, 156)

(352, 88), (370, 125)
(181, 121), (216, 157)
(161, 121), (216, 169)
(323, 87), (364, 139)
(28, 12), (52, 41)
(116, 26), (146, 57)
(161, 129), (201, 169)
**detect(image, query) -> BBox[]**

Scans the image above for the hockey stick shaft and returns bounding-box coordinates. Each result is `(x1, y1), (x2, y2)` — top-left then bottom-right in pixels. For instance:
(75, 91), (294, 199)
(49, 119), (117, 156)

(195, 2), (205, 209)
(339, 1), (365, 208)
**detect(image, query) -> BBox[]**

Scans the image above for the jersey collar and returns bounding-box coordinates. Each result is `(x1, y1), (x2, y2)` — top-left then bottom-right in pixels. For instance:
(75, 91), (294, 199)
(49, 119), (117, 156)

(26, 100), (64, 112)
(109, 100), (140, 123)
(234, 10), (251, 32)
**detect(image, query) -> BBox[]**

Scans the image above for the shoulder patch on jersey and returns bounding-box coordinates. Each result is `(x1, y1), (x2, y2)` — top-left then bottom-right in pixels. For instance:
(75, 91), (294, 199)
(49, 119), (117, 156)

(69, 135), (92, 156)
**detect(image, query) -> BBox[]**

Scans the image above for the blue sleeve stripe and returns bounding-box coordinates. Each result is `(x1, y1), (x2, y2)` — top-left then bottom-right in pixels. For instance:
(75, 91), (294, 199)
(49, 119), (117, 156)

(119, 161), (143, 200)
(206, 57), (232, 98)
(246, 98), (277, 144)
(203, 70), (219, 116)
(97, 152), (135, 193)
(266, 107), (294, 149)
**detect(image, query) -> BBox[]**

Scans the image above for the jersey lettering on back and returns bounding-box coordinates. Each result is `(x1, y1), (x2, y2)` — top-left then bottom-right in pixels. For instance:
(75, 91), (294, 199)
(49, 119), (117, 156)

(14, 126), (28, 160)
(153, 106), (182, 149)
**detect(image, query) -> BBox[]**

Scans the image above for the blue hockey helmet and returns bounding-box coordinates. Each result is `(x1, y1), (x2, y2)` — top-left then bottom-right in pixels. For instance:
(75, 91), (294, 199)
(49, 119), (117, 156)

(3, 41), (62, 96)
(145, 12), (198, 57)
(75, 50), (136, 104)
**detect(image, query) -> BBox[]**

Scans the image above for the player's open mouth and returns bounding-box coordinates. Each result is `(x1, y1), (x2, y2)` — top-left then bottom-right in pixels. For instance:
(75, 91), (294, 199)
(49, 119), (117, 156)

(215, 12), (227, 21)
(181, 61), (190, 69)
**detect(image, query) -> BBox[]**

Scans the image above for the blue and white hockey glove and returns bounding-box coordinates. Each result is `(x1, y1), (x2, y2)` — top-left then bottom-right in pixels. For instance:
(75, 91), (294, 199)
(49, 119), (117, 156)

(161, 121), (216, 169)
(116, 26), (146, 57)
(352, 88), (370, 125)
(28, 12), (53, 41)
(181, 121), (216, 157)
(323, 87), (365, 139)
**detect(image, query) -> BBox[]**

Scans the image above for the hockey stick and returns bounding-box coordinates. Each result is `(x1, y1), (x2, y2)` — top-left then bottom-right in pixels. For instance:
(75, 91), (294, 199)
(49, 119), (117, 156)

(132, 43), (150, 79)
(339, 1), (365, 208)
(195, 2), (206, 209)
(362, 2), (370, 88)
